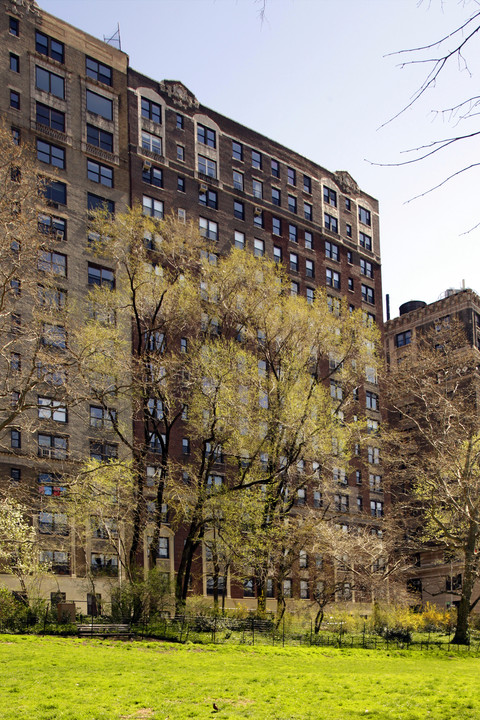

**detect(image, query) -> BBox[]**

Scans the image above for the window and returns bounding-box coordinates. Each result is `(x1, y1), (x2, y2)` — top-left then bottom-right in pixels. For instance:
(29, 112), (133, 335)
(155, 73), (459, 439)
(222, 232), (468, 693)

(252, 179), (263, 199)
(141, 97), (161, 123)
(38, 397), (67, 423)
(36, 102), (65, 132)
(142, 195), (163, 219)
(287, 167), (296, 186)
(10, 53), (19, 72)
(91, 553), (118, 575)
(271, 158), (280, 177)
(176, 113), (184, 129)
(271, 187), (281, 206)
(10, 353), (20, 372)
(10, 90), (20, 109)
(289, 252), (299, 272)
(90, 441), (117, 462)
(367, 446), (380, 465)
(305, 231), (313, 250)
(396, 330), (412, 347)
(158, 537), (169, 558)
(254, 238), (265, 257)
(253, 210), (263, 228)
(11, 127), (20, 145)
(243, 578), (255, 597)
(324, 213), (338, 233)
(38, 213), (66, 240)
(38, 434), (67, 459)
(288, 224), (297, 243)
(305, 259), (314, 278)
(234, 230), (245, 249)
(36, 31), (64, 63)
(335, 494), (349, 512)
(9, 16), (19, 36)
(42, 322), (66, 349)
(86, 56), (112, 85)
(361, 284), (375, 304)
(36, 66), (65, 99)
(326, 268), (340, 289)
(143, 165), (163, 188)
(87, 124), (113, 152)
(325, 241), (339, 261)
(199, 217), (218, 241)
(288, 195), (297, 214)
(297, 489), (306, 507)
(233, 170), (244, 191)
(10, 429), (21, 449)
(346, 223), (352, 238)
(91, 517), (118, 540)
(300, 580), (309, 599)
(39, 511), (68, 536)
(273, 245), (282, 263)
(176, 144), (185, 162)
(10, 468), (21, 483)
(232, 141), (243, 161)
(37, 139), (65, 169)
(359, 206), (371, 226)
(291, 281), (299, 296)
(198, 155), (217, 178)
(86, 90), (112, 120)
(304, 202), (313, 221)
(364, 391), (378, 412)
(323, 186), (337, 207)
(87, 193), (114, 214)
(197, 186), (217, 210)
(370, 500), (383, 518)
(369, 473), (382, 492)
(360, 259), (373, 278)
(233, 200), (245, 220)
(197, 123), (216, 147)
(252, 150), (262, 169)
(272, 216), (282, 236)
(142, 131), (162, 155)
(306, 287), (314, 304)
(182, 437), (190, 455)
(360, 232), (372, 251)
(38, 250), (66, 276)
(283, 579), (292, 598)
(88, 264), (114, 289)
(303, 174), (312, 194)
(90, 405), (116, 429)
(87, 160), (113, 187)
(176, 176), (185, 193)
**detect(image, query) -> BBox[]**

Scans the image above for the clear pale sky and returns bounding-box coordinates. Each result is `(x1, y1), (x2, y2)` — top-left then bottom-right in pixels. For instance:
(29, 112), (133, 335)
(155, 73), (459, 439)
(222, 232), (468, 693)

(39, 0), (480, 320)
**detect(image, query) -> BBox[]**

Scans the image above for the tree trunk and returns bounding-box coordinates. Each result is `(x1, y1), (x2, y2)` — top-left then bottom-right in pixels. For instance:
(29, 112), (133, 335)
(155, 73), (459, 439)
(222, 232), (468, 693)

(175, 521), (202, 615)
(314, 607), (324, 634)
(452, 522), (478, 645)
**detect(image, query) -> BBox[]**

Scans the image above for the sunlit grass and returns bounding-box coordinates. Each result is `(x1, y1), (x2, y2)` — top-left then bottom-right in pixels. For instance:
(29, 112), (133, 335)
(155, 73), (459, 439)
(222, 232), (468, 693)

(1, 635), (480, 719)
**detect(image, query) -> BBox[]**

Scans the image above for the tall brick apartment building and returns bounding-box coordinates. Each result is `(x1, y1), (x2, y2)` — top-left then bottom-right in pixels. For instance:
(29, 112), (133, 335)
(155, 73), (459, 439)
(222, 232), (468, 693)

(0, 0), (384, 612)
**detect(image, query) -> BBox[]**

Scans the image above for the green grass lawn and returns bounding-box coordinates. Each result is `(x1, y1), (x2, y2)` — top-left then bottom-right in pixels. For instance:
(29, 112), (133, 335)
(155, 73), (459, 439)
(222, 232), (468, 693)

(1, 635), (479, 720)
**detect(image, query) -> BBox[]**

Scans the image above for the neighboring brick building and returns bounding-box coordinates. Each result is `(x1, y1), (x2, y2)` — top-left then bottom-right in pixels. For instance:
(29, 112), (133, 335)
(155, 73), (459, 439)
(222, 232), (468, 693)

(0, 0), (385, 612)
(385, 287), (480, 610)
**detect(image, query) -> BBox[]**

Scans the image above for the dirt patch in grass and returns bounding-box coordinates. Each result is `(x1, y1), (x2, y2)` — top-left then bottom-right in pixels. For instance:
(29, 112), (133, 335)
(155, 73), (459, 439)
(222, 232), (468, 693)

(120, 709), (154, 719)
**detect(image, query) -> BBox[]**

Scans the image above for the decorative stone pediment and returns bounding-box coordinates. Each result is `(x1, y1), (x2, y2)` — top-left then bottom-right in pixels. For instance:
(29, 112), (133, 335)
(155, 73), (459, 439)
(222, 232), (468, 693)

(334, 171), (359, 195)
(160, 81), (199, 110)
(6, 0), (40, 17)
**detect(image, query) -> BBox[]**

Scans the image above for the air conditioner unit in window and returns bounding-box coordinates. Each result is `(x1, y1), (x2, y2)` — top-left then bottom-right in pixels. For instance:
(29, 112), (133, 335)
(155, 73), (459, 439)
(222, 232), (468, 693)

(200, 183), (208, 192)
(254, 206), (262, 216)
(55, 230), (64, 241)
(143, 160), (152, 170)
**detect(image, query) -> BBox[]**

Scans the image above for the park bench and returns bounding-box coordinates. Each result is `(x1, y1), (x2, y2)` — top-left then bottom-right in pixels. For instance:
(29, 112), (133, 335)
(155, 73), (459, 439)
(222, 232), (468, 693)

(77, 623), (131, 639)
